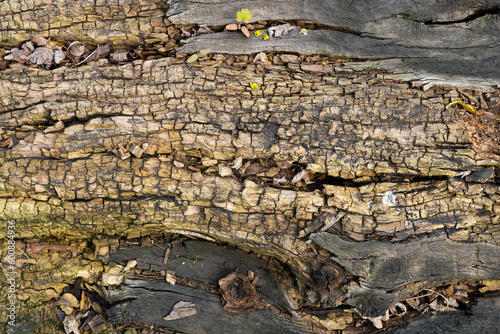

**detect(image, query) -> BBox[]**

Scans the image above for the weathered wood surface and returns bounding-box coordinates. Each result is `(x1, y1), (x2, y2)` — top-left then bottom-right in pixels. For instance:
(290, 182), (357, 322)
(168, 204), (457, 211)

(310, 232), (500, 316)
(390, 296), (500, 334)
(169, 0), (500, 88)
(104, 240), (334, 333)
(0, 0), (170, 48)
(1, 0), (500, 332)
(106, 279), (313, 334)
(1, 58), (499, 246)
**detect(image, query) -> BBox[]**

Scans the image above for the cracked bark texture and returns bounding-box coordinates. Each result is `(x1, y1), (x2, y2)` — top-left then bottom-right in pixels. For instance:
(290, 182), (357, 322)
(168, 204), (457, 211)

(1, 0), (500, 332)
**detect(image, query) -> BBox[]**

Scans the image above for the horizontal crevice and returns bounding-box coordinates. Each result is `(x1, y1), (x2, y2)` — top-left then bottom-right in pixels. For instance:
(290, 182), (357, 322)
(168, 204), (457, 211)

(399, 6), (500, 25)
(425, 6), (500, 25)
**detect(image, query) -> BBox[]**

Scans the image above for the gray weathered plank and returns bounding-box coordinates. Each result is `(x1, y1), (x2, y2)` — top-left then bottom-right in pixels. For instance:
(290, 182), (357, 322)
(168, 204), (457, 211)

(309, 232), (500, 316)
(169, 0), (500, 87)
(309, 232), (500, 290)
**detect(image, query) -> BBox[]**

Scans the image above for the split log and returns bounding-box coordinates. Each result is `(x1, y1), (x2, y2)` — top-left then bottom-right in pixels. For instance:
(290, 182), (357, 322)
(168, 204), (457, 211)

(1, 0), (500, 332)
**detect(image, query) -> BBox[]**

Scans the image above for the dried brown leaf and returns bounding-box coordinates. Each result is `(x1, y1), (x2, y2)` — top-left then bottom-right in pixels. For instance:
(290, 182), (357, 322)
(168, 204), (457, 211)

(32, 35), (49, 47)
(4, 48), (31, 63)
(68, 41), (85, 58)
(25, 47), (54, 68)
(405, 297), (420, 310)
(429, 298), (441, 311)
(163, 247), (171, 265)
(389, 303), (407, 316)
(447, 296), (459, 308)
(0, 56), (6, 70)
(58, 293), (80, 309)
(243, 163), (266, 176)
(87, 314), (106, 332)
(444, 285), (454, 297)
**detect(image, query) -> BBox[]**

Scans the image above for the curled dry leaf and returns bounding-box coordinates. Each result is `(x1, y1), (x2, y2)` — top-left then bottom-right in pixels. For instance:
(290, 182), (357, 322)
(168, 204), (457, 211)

(57, 293), (80, 315)
(405, 297), (420, 310)
(93, 44), (112, 60)
(26, 47), (54, 68)
(4, 48), (31, 63)
(68, 41), (85, 58)
(232, 156), (243, 170)
(44, 121), (65, 133)
(32, 35), (49, 47)
(268, 24), (298, 37)
(389, 302), (407, 316)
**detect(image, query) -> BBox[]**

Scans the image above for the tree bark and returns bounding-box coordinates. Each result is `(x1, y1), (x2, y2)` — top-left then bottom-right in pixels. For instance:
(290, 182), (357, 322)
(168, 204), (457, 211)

(1, 0), (500, 333)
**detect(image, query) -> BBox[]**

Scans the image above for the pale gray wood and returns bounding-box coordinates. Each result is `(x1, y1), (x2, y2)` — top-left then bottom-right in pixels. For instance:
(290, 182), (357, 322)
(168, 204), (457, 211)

(309, 232), (500, 317)
(105, 278), (312, 334)
(169, 0), (500, 87)
(309, 232), (500, 290)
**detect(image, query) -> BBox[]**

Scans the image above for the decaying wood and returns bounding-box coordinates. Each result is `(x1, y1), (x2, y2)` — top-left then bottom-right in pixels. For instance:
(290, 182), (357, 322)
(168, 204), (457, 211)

(169, 0), (500, 89)
(104, 240), (326, 333)
(1, 0), (500, 332)
(310, 232), (500, 316)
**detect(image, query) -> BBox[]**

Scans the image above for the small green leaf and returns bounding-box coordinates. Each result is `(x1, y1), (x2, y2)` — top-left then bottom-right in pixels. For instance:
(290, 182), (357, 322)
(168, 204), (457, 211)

(249, 82), (261, 89)
(187, 54), (199, 63)
(198, 49), (211, 57)
(236, 9), (252, 23)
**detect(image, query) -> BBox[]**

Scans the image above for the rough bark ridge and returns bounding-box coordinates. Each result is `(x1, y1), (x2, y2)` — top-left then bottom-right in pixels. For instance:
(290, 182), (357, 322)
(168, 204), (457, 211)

(1, 0), (500, 333)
